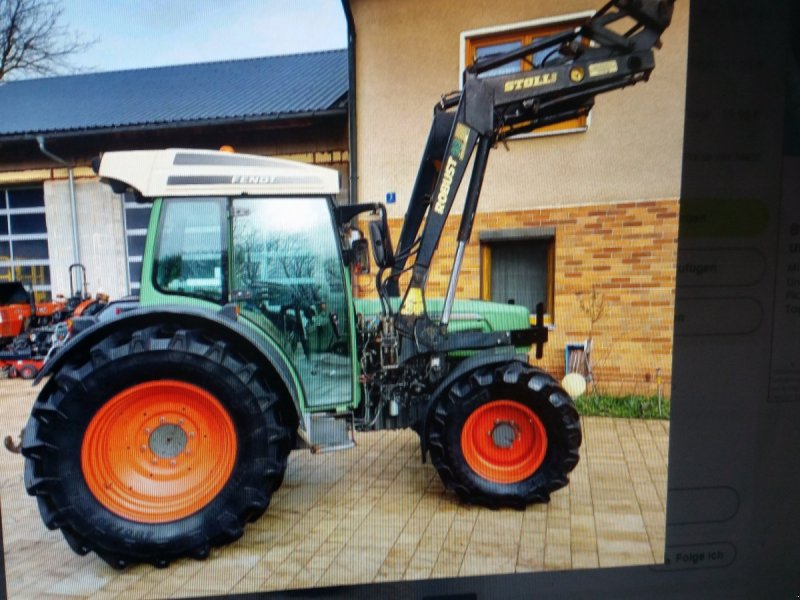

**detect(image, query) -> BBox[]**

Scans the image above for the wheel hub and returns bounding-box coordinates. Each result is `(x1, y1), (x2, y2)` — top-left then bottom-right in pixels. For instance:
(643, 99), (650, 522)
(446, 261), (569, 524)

(461, 399), (548, 484)
(148, 424), (188, 458)
(81, 380), (237, 523)
(490, 421), (518, 449)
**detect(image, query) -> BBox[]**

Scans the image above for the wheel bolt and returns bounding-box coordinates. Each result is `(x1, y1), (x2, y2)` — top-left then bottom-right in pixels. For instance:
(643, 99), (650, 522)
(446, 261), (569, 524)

(170, 460), (177, 466)
(140, 445), (147, 452)
(151, 458), (158, 464)
(144, 428), (151, 434)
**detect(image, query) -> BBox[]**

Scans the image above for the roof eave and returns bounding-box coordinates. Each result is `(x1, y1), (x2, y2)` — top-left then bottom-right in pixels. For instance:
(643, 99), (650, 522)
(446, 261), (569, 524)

(0, 105), (348, 144)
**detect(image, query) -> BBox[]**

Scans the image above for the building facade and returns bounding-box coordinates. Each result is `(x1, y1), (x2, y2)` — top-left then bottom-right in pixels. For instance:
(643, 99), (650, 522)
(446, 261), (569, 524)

(0, 51), (349, 302)
(347, 0), (689, 393)
(0, 4), (688, 393)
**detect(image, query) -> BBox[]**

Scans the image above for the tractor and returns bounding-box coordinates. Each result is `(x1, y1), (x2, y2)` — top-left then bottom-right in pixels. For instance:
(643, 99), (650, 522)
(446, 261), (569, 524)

(21, 0), (674, 568)
(0, 265), (107, 379)
(0, 281), (66, 346)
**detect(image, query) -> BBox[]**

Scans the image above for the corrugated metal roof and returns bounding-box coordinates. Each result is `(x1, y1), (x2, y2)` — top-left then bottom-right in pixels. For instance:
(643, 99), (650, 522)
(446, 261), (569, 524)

(0, 50), (347, 138)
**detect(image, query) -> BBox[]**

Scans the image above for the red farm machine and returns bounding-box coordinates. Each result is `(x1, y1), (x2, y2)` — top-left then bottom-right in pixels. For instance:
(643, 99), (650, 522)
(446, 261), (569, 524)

(0, 265), (107, 378)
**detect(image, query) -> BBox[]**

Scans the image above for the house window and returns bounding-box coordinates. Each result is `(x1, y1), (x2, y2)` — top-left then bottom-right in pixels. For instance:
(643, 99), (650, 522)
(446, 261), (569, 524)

(122, 194), (152, 295)
(0, 186), (52, 302)
(461, 11), (593, 137)
(480, 228), (555, 324)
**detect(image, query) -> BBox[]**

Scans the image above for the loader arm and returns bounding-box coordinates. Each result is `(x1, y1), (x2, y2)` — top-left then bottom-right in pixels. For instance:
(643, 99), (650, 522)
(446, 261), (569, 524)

(390, 0), (675, 334)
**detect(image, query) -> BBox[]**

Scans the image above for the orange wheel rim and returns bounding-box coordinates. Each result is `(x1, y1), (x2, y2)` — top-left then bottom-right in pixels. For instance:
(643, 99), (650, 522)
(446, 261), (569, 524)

(461, 400), (547, 484)
(81, 380), (237, 523)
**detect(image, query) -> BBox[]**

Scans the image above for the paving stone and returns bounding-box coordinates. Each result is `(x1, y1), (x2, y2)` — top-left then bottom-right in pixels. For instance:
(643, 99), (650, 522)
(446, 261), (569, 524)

(1, 380), (669, 598)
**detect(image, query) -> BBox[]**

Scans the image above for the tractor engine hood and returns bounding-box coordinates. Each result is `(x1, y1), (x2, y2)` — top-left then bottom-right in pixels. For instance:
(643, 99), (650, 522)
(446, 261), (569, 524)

(354, 297), (534, 335)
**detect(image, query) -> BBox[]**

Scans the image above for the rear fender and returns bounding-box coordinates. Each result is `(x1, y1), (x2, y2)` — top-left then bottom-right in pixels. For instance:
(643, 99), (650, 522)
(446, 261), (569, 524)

(35, 305), (303, 423)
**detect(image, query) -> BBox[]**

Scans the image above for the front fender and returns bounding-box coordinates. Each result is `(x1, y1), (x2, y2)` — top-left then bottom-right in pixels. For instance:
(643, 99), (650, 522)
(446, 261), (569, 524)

(419, 346), (524, 459)
(36, 304), (304, 421)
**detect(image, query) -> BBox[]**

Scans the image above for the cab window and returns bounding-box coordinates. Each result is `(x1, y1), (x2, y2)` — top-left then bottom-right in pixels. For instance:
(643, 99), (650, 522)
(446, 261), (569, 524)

(153, 198), (226, 303)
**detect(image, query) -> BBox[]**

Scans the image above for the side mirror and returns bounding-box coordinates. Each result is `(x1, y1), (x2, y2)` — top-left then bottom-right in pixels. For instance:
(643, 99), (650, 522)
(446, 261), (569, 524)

(368, 216), (395, 269)
(351, 238), (371, 275)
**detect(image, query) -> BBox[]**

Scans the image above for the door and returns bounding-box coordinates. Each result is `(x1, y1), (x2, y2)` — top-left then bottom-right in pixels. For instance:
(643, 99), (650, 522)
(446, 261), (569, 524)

(230, 196), (354, 409)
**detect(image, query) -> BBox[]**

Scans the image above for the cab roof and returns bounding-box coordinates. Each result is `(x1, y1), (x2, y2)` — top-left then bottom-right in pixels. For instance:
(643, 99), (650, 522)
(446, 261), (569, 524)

(97, 148), (340, 198)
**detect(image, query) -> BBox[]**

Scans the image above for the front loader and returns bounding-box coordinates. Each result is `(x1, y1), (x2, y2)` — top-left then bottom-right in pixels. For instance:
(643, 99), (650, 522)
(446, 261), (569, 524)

(21, 0), (674, 567)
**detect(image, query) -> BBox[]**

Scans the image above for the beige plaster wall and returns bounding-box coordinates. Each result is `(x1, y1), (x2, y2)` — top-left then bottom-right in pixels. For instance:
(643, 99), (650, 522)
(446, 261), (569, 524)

(351, 0), (689, 217)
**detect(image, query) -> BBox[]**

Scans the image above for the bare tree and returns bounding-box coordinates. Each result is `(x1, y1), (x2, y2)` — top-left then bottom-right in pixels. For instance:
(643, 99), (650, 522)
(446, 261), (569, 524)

(577, 286), (606, 340)
(575, 286), (606, 392)
(1, 0), (91, 81)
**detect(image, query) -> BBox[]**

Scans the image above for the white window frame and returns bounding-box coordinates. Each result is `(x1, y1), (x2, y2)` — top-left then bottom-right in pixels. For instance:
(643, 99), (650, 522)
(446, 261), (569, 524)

(121, 198), (152, 294)
(0, 187), (52, 298)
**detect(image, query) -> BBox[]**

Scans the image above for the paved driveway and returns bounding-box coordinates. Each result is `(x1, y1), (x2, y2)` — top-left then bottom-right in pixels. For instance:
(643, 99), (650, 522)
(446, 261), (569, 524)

(0, 379), (668, 599)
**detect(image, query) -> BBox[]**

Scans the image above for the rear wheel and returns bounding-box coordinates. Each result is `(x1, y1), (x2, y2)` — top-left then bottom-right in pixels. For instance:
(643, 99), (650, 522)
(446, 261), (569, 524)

(81, 380), (238, 523)
(427, 361), (581, 507)
(22, 325), (294, 568)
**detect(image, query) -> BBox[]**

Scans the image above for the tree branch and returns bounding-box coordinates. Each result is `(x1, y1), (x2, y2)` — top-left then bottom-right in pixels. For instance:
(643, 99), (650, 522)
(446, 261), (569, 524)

(1, 0), (93, 81)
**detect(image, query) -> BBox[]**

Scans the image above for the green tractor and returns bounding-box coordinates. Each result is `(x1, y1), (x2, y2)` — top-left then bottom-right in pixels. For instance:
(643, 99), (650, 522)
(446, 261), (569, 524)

(22, 0), (673, 567)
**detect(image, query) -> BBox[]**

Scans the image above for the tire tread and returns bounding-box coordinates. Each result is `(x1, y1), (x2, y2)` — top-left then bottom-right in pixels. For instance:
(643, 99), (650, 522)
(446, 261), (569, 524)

(21, 323), (294, 568)
(427, 361), (581, 508)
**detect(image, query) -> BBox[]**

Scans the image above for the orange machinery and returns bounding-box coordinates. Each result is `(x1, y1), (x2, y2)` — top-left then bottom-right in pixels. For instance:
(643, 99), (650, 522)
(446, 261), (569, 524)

(0, 282), (66, 343)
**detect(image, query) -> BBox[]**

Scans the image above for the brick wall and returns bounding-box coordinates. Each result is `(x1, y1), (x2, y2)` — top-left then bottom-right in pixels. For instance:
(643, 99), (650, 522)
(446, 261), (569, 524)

(355, 199), (679, 396)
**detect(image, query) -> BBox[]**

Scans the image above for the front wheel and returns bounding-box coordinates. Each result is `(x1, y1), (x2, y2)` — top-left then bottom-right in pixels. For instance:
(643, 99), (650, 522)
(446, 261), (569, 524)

(22, 326), (294, 568)
(427, 362), (581, 507)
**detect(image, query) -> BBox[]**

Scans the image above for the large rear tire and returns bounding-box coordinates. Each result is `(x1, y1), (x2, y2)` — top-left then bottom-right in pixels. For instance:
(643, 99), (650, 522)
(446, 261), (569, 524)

(427, 361), (581, 507)
(22, 325), (294, 568)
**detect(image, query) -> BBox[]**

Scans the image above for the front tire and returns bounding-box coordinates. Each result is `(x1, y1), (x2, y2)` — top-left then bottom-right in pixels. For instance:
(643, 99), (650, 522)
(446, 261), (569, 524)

(427, 361), (581, 507)
(22, 325), (294, 568)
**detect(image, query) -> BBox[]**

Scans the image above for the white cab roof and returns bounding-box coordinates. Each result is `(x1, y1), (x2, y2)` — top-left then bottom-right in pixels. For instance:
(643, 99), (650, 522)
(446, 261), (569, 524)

(98, 148), (340, 198)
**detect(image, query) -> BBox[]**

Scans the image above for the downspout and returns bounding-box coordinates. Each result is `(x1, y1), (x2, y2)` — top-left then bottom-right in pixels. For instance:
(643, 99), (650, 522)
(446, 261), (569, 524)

(341, 0), (357, 205)
(35, 136), (82, 295)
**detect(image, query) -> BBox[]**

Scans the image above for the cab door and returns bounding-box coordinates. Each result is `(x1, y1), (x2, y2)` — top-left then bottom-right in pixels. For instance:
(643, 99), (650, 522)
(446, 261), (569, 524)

(230, 196), (355, 410)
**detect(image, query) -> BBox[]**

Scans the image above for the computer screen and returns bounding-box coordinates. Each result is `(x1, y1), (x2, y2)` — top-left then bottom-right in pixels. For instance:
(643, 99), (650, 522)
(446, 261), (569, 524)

(0, 1), (797, 599)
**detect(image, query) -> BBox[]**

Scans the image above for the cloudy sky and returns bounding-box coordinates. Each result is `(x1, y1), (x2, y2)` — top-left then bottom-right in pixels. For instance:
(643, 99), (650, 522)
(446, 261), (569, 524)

(61, 0), (347, 74)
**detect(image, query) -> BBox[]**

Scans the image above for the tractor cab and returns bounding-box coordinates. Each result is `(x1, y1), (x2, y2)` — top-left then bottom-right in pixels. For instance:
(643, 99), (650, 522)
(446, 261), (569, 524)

(98, 148), (358, 411)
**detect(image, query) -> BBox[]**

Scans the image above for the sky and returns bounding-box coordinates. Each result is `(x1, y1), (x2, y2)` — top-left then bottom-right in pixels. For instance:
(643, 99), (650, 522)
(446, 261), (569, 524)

(60, 0), (347, 74)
